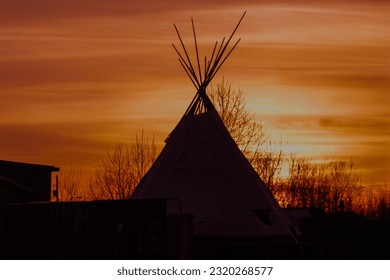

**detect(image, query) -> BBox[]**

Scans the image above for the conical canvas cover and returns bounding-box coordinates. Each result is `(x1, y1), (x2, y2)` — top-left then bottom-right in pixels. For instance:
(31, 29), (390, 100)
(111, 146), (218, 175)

(132, 110), (295, 238)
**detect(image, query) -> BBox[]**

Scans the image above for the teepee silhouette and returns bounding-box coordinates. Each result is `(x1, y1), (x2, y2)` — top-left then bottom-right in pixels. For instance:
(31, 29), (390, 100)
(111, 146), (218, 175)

(132, 12), (297, 239)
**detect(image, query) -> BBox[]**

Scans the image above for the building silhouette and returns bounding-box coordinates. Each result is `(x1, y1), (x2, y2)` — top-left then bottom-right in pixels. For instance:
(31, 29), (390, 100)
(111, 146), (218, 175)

(0, 160), (59, 204)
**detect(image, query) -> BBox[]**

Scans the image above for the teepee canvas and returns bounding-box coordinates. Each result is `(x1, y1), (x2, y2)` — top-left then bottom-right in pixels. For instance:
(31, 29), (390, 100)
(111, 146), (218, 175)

(131, 13), (296, 239)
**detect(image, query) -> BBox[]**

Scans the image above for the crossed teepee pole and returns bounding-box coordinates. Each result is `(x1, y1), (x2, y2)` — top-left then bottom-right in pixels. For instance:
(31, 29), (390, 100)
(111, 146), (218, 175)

(172, 11), (246, 115)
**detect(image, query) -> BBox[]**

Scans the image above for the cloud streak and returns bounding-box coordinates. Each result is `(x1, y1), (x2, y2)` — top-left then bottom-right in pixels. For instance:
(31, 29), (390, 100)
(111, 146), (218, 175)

(0, 0), (388, 185)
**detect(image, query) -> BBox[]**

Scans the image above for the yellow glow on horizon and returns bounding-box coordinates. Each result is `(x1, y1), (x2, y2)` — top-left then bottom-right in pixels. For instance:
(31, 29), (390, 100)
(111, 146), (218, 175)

(0, 0), (388, 186)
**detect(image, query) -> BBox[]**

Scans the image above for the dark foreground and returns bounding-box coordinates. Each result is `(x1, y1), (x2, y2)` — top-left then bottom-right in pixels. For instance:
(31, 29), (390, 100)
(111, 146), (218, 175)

(0, 200), (389, 259)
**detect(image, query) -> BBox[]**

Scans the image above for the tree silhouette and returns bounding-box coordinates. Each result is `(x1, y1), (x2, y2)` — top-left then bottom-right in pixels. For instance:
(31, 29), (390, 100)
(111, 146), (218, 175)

(57, 167), (83, 201)
(87, 132), (156, 200)
(208, 78), (285, 192)
(279, 156), (363, 213)
(356, 185), (390, 218)
(208, 78), (267, 159)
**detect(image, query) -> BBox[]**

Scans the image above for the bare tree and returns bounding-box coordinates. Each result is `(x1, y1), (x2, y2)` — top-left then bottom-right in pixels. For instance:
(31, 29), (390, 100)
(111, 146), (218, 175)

(361, 186), (390, 219)
(208, 79), (287, 200)
(327, 159), (361, 213)
(284, 155), (314, 208)
(58, 167), (83, 201)
(281, 156), (363, 213)
(251, 140), (285, 192)
(87, 132), (157, 200)
(208, 78), (267, 159)
(131, 132), (157, 183)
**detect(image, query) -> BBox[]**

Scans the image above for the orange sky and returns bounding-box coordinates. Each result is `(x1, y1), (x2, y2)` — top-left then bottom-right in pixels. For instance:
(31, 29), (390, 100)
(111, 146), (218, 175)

(0, 0), (389, 186)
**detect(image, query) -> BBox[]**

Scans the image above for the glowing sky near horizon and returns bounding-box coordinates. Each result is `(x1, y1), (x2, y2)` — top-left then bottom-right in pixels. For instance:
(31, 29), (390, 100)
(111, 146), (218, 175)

(0, 0), (389, 186)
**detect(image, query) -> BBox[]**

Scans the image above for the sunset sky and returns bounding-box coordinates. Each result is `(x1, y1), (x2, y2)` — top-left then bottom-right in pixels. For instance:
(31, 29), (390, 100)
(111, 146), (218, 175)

(1, 0), (389, 186)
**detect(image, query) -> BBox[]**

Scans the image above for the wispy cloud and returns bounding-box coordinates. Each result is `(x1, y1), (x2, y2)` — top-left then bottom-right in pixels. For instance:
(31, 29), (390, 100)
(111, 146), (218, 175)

(0, 0), (388, 185)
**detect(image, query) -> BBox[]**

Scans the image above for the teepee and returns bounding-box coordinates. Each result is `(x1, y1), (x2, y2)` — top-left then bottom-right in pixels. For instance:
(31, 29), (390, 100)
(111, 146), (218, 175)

(132, 13), (296, 239)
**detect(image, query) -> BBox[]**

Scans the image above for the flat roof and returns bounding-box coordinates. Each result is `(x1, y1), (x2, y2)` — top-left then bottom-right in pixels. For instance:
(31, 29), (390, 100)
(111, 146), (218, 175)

(0, 160), (60, 172)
